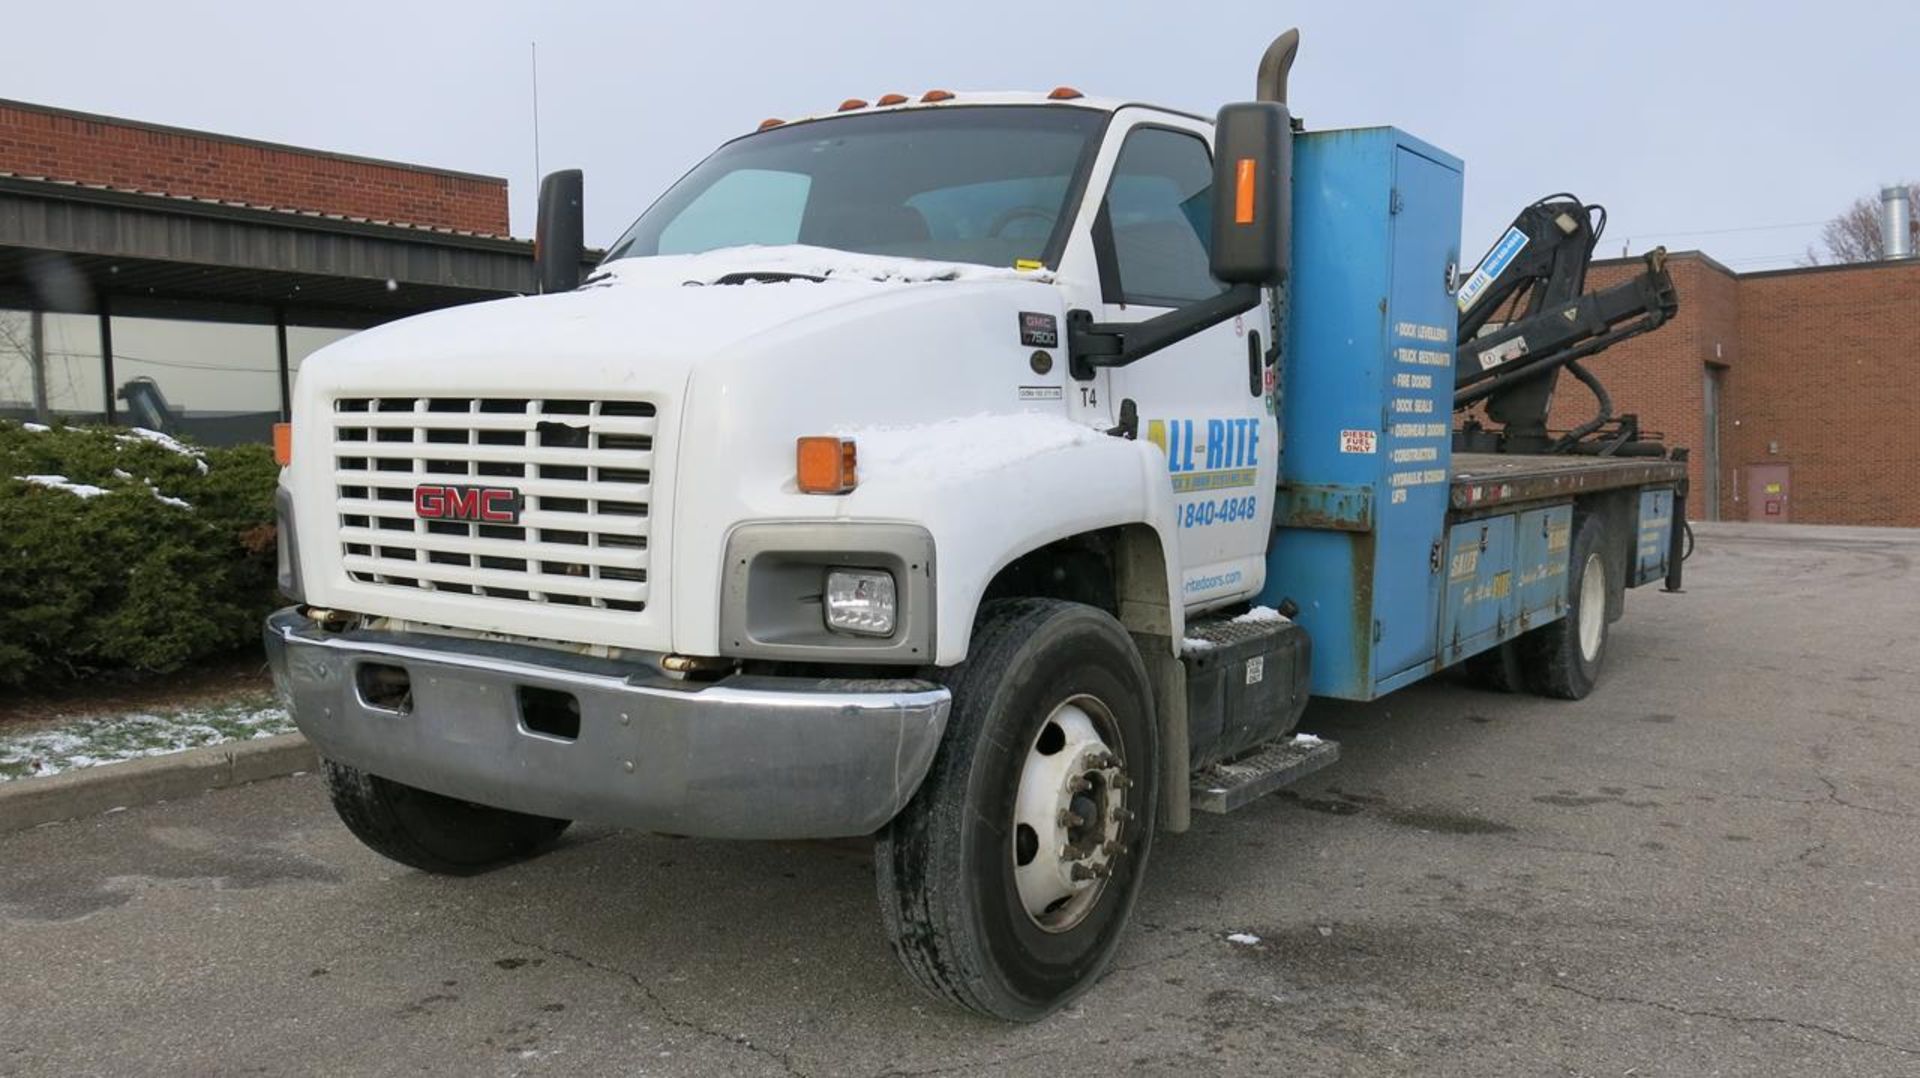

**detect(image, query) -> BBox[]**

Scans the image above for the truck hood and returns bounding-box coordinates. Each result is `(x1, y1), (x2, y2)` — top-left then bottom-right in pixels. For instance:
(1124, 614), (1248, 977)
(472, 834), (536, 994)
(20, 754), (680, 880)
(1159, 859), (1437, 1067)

(303, 244), (1056, 389)
(285, 244), (1069, 659)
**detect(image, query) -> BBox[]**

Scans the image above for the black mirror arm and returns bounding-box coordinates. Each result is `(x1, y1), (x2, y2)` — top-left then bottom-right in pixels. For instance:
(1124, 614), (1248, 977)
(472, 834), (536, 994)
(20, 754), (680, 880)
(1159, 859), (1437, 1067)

(1067, 283), (1265, 379)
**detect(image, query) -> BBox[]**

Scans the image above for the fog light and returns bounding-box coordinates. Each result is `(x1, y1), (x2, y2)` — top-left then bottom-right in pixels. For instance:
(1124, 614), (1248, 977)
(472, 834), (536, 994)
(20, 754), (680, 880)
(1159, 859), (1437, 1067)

(824, 569), (896, 637)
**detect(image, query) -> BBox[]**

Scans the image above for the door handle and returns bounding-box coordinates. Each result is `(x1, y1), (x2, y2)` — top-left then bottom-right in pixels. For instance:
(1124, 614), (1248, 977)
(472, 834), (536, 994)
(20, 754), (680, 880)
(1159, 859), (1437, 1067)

(1247, 330), (1263, 397)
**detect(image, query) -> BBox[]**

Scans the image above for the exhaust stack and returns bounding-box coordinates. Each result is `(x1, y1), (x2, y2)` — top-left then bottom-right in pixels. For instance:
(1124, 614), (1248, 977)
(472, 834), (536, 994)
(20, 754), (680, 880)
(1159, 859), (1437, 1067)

(1882, 185), (1914, 261)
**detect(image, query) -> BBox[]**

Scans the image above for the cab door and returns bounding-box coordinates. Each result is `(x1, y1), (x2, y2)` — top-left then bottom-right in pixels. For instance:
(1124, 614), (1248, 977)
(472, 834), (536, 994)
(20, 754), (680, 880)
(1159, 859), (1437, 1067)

(1082, 111), (1278, 611)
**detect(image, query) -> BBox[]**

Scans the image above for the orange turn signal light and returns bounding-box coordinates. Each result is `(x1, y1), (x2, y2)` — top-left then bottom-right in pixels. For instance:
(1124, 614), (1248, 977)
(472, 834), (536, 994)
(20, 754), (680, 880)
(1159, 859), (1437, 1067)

(875, 93), (909, 106)
(273, 422), (293, 466)
(1234, 157), (1257, 224)
(796, 437), (858, 494)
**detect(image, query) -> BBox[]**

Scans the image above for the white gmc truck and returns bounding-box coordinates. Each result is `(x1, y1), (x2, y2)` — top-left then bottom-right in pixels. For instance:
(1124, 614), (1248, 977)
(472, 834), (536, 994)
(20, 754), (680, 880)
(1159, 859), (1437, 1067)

(269, 29), (1688, 1020)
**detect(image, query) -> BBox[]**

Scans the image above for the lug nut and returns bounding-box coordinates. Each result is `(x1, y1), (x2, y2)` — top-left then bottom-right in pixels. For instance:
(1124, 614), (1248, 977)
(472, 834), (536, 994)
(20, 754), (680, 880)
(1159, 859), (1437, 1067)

(1071, 863), (1097, 881)
(1112, 808), (1136, 823)
(1111, 774), (1133, 790)
(1069, 777), (1092, 794)
(1058, 809), (1085, 829)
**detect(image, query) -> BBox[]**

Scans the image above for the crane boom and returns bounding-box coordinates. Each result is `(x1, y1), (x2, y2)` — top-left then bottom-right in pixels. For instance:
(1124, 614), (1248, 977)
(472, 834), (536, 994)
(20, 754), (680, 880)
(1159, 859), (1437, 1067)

(1452, 195), (1679, 455)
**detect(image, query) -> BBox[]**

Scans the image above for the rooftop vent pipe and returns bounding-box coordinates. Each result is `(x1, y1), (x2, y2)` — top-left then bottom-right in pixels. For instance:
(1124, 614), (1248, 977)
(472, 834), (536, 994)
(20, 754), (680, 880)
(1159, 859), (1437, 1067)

(1882, 185), (1914, 261)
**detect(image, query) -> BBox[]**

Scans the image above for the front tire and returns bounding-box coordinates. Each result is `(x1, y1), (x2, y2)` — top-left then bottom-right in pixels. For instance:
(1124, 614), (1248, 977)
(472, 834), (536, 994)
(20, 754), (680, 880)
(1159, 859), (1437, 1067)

(875, 599), (1159, 1021)
(1523, 514), (1611, 700)
(323, 760), (570, 876)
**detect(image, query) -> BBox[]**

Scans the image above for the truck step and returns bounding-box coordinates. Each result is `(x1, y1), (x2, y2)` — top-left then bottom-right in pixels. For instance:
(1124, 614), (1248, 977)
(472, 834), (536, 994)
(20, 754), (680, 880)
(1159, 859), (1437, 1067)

(1191, 734), (1341, 815)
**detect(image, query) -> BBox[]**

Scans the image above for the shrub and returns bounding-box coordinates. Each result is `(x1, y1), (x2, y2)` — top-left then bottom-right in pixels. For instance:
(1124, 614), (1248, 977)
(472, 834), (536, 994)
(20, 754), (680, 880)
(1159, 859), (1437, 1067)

(0, 421), (280, 687)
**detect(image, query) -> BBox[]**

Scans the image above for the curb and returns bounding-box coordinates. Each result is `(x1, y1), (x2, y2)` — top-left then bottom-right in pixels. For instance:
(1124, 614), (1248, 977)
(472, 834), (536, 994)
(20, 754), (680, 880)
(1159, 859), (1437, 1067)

(0, 732), (318, 833)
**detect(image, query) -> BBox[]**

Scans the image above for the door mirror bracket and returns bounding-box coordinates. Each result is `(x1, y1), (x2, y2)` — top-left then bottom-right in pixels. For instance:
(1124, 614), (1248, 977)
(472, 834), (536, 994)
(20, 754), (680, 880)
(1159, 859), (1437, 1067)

(1067, 284), (1264, 379)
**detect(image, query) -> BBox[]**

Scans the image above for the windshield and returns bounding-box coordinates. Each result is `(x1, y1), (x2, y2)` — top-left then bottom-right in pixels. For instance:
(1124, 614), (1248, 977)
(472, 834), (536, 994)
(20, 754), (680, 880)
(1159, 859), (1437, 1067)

(604, 106), (1106, 270)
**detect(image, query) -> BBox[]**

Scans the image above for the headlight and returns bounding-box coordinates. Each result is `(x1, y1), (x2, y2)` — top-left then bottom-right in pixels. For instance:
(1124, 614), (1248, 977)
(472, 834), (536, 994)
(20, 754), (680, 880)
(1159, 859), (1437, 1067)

(824, 569), (896, 637)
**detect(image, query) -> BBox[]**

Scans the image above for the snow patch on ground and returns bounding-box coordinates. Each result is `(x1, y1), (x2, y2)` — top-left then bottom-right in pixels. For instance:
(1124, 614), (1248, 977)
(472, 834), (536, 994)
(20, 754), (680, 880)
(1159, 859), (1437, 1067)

(0, 696), (291, 782)
(1291, 732), (1326, 748)
(1226, 932), (1262, 946)
(21, 422), (50, 432)
(18, 474), (109, 498)
(839, 413), (1104, 485)
(1181, 637), (1216, 654)
(1232, 605), (1291, 625)
(594, 244), (1055, 289)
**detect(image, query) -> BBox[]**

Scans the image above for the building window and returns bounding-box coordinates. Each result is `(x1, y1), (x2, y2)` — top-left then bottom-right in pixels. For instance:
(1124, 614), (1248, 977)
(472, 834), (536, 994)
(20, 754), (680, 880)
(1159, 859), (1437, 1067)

(110, 312), (280, 446)
(0, 309), (106, 424)
(285, 325), (358, 391)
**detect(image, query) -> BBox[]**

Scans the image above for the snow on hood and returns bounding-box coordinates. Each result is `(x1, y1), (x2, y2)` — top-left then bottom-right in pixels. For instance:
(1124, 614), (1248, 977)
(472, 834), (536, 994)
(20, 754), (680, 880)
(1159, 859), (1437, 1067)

(305, 245), (1058, 388)
(587, 245), (1056, 289)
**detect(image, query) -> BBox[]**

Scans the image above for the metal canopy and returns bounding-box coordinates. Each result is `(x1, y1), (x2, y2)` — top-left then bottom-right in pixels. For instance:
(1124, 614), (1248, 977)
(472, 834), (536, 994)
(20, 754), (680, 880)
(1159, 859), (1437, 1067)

(0, 174), (580, 323)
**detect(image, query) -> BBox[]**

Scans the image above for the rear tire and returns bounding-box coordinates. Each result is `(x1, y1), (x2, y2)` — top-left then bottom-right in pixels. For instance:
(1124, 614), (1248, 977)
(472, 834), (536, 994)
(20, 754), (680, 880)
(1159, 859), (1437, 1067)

(1522, 514), (1610, 700)
(875, 598), (1159, 1021)
(323, 760), (570, 876)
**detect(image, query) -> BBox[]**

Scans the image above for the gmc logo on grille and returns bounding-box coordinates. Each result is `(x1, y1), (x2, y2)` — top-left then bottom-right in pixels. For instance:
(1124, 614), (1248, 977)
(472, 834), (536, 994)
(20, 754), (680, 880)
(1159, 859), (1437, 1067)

(413, 484), (523, 524)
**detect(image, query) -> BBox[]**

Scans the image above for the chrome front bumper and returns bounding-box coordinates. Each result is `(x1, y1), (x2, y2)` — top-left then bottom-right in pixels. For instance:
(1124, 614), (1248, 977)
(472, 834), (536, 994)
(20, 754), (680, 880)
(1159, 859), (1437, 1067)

(264, 608), (950, 839)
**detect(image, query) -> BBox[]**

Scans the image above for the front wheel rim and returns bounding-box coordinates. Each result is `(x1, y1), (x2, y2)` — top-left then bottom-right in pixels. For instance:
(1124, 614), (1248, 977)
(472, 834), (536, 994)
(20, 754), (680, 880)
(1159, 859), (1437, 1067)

(1577, 552), (1606, 663)
(1010, 695), (1132, 934)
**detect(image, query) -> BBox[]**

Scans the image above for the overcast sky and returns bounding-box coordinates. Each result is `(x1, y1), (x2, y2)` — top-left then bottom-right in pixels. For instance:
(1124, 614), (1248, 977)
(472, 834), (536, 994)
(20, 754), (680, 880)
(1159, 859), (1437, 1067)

(5, 1), (1914, 271)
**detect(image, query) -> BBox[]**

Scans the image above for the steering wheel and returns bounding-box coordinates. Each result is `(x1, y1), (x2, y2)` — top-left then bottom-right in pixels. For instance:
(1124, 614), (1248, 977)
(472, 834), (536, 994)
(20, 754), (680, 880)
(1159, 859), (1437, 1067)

(986, 205), (1057, 238)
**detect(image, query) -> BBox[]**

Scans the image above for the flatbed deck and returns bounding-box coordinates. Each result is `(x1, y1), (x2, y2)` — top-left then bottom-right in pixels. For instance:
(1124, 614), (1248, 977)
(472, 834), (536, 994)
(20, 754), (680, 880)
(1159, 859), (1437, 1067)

(1450, 452), (1687, 513)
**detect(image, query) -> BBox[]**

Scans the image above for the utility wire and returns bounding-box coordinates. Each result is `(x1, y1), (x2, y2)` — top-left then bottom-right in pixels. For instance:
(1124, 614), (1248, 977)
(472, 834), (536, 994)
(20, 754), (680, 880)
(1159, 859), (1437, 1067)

(27, 348), (281, 375)
(1621, 219), (1826, 240)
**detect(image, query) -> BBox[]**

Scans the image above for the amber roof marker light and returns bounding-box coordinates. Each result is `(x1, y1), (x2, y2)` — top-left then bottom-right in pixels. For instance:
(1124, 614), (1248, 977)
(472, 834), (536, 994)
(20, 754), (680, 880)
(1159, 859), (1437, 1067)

(1047, 86), (1084, 100)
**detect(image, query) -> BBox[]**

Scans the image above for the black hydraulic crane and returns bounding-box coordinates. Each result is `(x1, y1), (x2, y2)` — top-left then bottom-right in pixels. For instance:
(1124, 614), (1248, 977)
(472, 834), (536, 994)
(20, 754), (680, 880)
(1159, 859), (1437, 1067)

(1452, 194), (1680, 456)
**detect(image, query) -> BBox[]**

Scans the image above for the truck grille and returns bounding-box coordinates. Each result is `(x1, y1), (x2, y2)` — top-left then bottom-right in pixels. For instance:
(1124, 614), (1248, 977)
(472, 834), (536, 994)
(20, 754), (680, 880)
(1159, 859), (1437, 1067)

(332, 396), (655, 612)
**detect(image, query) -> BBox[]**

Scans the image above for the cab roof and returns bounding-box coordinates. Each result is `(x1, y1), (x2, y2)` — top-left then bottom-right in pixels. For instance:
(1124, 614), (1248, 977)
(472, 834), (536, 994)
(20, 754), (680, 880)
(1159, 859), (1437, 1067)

(751, 90), (1199, 135)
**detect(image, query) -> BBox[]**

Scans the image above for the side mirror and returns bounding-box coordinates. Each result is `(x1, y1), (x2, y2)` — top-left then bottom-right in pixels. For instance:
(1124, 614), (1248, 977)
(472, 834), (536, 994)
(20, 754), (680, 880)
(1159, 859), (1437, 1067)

(535, 169), (585, 294)
(1208, 102), (1291, 287)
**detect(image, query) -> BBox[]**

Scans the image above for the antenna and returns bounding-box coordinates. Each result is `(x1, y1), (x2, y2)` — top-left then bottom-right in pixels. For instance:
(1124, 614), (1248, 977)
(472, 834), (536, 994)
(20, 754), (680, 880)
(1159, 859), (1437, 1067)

(530, 42), (542, 189)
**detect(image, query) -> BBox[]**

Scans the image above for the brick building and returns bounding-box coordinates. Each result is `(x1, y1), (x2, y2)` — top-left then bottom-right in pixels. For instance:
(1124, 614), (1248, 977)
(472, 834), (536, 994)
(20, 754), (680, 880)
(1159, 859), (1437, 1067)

(1554, 253), (1920, 526)
(0, 98), (509, 235)
(0, 99), (568, 444)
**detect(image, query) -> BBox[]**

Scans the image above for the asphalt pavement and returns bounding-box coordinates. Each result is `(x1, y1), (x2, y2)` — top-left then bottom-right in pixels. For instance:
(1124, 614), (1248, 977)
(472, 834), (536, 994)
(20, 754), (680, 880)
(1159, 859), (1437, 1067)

(3, 522), (1917, 1077)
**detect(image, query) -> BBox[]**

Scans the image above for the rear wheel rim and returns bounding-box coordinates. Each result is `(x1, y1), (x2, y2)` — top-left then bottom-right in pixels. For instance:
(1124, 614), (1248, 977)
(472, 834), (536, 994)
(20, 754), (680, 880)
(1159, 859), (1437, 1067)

(1577, 553), (1606, 663)
(1010, 694), (1130, 934)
